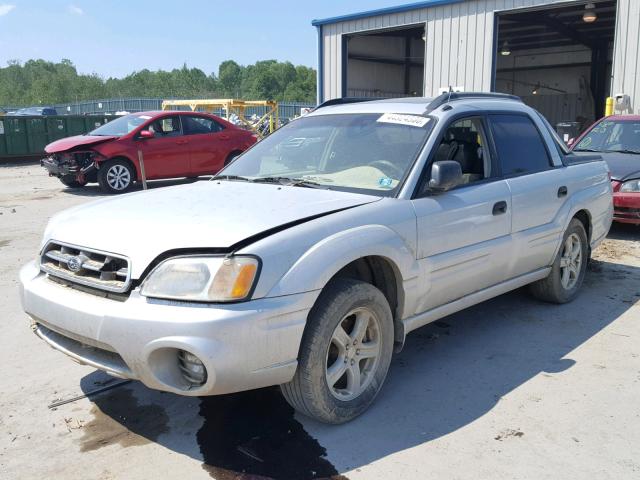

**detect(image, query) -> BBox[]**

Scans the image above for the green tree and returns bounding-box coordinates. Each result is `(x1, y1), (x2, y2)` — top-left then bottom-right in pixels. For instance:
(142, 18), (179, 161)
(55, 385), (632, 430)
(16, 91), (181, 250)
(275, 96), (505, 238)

(0, 58), (316, 108)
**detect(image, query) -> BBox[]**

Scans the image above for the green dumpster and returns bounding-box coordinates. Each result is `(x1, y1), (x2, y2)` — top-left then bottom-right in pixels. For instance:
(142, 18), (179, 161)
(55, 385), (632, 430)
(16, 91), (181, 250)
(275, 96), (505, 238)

(0, 115), (114, 159)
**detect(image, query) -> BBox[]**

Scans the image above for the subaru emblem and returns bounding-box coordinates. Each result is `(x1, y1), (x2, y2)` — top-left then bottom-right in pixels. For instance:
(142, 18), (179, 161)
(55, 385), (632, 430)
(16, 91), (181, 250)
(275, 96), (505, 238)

(67, 256), (83, 272)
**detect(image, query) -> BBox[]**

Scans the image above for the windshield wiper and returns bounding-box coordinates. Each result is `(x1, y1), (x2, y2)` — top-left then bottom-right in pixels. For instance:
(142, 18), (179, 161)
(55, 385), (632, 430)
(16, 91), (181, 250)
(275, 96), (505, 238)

(573, 148), (602, 152)
(605, 149), (640, 154)
(251, 176), (325, 188)
(210, 174), (252, 182)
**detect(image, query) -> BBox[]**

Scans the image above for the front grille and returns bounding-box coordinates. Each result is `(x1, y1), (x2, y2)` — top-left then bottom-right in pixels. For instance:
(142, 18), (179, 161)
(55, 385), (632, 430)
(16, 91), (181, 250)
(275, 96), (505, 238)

(41, 241), (131, 293)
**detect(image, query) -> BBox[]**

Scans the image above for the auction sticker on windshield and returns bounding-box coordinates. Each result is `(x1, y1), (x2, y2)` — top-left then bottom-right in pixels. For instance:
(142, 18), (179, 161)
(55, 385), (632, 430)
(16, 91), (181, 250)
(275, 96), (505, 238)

(377, 113), (430, 128)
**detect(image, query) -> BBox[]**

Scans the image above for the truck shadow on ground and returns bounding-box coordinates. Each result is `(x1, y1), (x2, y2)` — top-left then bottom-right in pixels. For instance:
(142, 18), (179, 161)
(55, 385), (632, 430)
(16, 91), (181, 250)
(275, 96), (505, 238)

(81, 255), (640, 480)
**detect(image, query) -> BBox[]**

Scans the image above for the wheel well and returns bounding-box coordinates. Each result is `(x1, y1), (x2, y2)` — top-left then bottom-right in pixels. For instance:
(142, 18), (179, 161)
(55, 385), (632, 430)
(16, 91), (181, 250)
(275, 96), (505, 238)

(225, 150), (243, 165)
(573, 210), (592, 244)
(330, 256), (404, 347)
(102, 156), (138, 180)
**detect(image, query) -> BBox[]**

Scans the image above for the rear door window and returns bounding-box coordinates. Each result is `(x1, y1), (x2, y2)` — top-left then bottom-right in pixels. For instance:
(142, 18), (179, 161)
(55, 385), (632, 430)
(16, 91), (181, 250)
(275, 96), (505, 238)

(489, 114), (552, 176)
(182, 115), (224, 135)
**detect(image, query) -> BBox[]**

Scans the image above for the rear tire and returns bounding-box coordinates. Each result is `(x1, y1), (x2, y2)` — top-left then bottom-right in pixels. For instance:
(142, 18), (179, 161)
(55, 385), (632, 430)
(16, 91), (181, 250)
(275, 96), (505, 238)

(98, 159), (135, 194)
(529, 218), (588, 304)
(59, 175), (86, 188)
(281, 278), (394, 424)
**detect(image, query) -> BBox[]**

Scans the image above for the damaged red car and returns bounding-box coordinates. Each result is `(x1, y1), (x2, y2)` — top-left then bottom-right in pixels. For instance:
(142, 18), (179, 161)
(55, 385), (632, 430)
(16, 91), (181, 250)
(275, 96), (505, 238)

(572, 115), (640, 225)
(42, 111), (257, 193)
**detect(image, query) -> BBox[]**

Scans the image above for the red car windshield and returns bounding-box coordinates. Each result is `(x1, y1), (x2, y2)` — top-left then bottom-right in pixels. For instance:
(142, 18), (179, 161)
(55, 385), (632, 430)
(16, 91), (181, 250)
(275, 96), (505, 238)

(574, 120), (640, 154)
(89, 114), (151, 136)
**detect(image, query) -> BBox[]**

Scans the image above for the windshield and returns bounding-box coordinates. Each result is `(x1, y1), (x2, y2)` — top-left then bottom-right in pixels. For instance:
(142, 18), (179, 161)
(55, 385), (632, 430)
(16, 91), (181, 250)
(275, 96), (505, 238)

(219, 113), (433, 196)
(89, 114), (151, 136)
(574, 120), (640, 154)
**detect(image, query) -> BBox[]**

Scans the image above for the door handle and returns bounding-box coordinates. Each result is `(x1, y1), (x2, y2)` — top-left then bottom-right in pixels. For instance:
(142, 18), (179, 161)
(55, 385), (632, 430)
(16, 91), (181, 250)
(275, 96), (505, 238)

(219, 134), (230, 140)
(176, 139), (188, 145)
(492, 201), (508, 216)
(558, 186), (568, 197)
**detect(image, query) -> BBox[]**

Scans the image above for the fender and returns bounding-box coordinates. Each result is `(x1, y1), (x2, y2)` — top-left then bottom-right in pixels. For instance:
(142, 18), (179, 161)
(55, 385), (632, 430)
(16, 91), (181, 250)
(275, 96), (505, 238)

(266, 224), (420, 316)
(93, 143), (140, 178)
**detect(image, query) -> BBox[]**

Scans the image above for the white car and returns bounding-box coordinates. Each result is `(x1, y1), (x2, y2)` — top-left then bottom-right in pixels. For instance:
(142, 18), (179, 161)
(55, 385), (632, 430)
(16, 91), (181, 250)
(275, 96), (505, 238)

(20, 93), (613, 423)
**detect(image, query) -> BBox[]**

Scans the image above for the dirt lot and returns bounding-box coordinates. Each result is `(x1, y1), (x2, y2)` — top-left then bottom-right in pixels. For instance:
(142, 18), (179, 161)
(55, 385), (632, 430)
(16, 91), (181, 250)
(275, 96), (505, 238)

(1, 163), (639, 480)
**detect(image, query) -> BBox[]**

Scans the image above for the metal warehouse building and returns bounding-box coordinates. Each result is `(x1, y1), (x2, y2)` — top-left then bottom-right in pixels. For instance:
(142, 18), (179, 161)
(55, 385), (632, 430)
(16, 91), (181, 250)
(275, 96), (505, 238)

(313, 0), (639, 127)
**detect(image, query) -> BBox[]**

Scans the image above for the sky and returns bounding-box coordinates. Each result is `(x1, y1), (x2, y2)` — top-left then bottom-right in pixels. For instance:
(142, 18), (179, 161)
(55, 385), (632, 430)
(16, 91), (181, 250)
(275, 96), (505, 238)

(0, 0), (406, 78)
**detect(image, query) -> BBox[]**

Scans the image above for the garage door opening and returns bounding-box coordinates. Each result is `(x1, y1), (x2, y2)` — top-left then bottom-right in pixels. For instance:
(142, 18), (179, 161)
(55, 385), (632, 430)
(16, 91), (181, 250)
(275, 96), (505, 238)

(494, 0), (616, 133)
(343, 25), (425, 98)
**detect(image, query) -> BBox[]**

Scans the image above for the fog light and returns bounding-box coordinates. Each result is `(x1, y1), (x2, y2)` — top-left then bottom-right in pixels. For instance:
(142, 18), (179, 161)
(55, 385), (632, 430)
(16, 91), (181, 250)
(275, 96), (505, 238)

(177, 350), (208, 387)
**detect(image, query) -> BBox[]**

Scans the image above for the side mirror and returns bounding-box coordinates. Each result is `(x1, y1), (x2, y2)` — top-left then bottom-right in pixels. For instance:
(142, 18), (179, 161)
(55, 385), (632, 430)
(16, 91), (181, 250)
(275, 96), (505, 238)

(139, 130), (154, 139)
(428, 160), (463, 193)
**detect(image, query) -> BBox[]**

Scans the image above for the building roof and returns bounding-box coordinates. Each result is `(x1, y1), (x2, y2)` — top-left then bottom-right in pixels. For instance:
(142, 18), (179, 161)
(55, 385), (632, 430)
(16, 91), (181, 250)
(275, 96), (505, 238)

(311, 0), (465, 27)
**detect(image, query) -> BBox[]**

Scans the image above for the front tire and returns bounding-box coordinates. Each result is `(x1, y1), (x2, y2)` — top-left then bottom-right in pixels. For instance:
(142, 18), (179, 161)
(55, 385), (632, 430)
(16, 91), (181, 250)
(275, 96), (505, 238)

(281, 278), (394, 424)
(98, 159), (135, 194)
(529, 218), (588, 304)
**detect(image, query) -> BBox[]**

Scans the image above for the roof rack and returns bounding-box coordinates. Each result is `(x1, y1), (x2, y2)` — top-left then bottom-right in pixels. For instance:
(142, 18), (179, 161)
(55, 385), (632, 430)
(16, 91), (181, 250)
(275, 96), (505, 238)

(425, 92), (522, 113)
(314, 97), (382, 110)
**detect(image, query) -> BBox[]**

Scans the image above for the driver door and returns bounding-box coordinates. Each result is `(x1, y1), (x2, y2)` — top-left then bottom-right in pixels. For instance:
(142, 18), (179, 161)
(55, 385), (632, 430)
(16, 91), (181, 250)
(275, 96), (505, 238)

(138, 116), (191, 178)
(411, 116), (513, 314)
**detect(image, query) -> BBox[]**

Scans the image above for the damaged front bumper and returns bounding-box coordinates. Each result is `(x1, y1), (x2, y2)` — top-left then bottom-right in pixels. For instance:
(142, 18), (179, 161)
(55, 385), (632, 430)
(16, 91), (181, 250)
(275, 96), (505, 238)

(41, 151), (100, 181)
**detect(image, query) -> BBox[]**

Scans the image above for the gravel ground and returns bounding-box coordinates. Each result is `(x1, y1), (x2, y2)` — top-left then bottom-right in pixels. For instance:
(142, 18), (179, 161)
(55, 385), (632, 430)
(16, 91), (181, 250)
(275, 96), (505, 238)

(1, 163), (639, 480)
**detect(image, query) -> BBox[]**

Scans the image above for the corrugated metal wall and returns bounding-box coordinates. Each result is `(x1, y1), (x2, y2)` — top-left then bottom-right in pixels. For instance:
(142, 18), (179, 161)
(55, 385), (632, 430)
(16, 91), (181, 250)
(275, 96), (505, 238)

(321, 0), (639, 111)
(611, 0), (640, 112)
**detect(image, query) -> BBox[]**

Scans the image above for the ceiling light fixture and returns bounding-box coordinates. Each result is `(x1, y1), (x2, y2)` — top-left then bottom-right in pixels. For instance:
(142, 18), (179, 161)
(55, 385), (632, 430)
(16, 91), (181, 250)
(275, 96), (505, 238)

(500, 41), (511, 56)
(583, 3), (597, 23)
(532, 82), (541, 95)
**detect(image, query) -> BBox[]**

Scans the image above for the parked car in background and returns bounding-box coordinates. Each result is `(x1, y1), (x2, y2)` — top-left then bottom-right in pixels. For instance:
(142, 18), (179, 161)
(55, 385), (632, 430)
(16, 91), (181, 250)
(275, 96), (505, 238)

(13, 106), (58, 116)
(572, 115), (640, 224)
(41, 111), (257, 193)
(21, 93), (613, 423)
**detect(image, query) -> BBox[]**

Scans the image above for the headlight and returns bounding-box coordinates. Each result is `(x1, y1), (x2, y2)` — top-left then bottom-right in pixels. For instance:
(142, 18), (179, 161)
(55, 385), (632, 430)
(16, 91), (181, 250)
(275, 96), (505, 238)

(620, 179), (640, 192)
(140, 256), (259, 302)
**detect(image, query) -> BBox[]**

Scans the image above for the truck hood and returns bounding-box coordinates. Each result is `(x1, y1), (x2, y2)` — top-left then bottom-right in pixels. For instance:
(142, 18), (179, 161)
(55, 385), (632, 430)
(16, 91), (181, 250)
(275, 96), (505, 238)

(45, 135), (118, 154)
(44, 181), (381, 278)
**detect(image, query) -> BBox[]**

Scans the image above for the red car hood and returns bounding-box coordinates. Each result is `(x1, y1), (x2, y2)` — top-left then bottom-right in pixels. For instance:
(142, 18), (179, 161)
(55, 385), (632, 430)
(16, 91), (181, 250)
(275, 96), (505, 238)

(45, 135), (118, 154)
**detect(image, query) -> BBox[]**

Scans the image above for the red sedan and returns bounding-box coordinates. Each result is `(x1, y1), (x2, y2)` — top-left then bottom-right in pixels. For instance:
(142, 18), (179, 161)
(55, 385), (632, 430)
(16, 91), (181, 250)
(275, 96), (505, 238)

(42, 111), (257, 193)
(571, 115), (640, 224)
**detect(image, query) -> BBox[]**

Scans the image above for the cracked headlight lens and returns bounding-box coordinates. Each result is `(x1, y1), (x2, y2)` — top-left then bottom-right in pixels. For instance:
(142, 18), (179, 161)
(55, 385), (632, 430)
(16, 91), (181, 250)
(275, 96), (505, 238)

(140, 256), (259, 302)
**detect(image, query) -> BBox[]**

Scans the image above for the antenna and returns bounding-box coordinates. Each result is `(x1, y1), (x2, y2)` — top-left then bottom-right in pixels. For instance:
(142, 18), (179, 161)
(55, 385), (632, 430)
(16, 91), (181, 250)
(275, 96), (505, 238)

(447, 86), (453, 104)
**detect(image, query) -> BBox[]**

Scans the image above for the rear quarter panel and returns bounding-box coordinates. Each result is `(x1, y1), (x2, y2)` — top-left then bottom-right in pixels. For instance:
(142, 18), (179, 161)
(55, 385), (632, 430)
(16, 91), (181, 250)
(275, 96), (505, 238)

(562, 160), (613, 249)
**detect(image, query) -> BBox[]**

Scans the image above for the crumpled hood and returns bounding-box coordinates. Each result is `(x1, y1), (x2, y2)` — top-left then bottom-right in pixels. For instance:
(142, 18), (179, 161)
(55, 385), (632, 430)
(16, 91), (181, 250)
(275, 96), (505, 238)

(599, 152), (640, 181)
(574, 151), (640, 181)
(45, 135), (118, 154)
(44, 181), (381, 278)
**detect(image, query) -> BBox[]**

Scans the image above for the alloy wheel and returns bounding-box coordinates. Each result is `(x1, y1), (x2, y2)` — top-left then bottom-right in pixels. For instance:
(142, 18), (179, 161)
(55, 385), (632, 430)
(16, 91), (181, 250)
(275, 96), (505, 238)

(559, 232), (582, 290)
(106, 164), (131, 191)
(325, 307), (382, 401)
